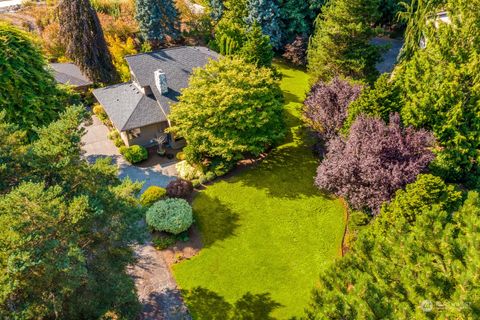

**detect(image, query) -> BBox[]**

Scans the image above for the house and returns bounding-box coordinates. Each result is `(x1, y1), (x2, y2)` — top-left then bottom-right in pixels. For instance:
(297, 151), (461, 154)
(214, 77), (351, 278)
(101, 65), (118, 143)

(93, 46), (219, 148)
(50, 63), (93, 91)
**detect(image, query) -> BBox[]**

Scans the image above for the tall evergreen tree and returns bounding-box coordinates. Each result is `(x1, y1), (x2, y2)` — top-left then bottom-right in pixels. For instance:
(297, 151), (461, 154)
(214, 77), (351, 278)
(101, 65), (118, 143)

(245, 0), (283, 49)
(0, 107), (144, 318)
(135, 0), (180, 43)
(58, 0), (119, 84)
(0, 23), (67, 137)
(279, 0), (312, 43)
(307, 0), (383, 83)
(239, 23), (274, 67)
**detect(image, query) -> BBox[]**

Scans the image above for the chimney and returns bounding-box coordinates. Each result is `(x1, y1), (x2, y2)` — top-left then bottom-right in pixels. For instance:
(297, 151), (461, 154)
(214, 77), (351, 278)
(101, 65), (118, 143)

(154, 69), (168, 95)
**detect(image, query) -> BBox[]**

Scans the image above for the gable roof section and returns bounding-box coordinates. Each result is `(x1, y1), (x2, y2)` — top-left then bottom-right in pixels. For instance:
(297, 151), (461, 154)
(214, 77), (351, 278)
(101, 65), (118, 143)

(93, 46), (219, 131)
(125, 46), (219, 116)
(93, 83), (167, 131)
(50, 63), (92, 87)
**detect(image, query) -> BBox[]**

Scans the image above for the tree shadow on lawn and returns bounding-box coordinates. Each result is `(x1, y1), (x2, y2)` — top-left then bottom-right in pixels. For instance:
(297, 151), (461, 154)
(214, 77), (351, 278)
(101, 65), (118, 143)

(193, 195), (241, 248)
(181, 287), (283, 320)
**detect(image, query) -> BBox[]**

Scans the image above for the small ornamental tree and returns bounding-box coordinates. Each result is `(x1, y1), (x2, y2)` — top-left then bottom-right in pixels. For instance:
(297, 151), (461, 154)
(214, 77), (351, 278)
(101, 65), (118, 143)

(245, 0), (283, 49)
(146, 198), (193, 234)
(239, 23), (274, 67)
(166, 178), (194, 199)
(304, 77), (362, 140)
(59, 0), (119, 84)
(316, 113), (435, 213)
(135, 0), (180, 43)
(168, 57), (285, 164)
(282, 36), (308, 66)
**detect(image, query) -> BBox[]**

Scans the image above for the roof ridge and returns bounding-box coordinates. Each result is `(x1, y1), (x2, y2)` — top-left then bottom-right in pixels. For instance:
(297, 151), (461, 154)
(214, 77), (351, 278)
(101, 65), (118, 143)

(124, 46), (212, 59)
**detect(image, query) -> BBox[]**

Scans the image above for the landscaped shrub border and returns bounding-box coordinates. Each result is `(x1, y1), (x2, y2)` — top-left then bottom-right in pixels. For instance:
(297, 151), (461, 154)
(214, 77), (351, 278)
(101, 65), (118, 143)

(120, 145), (148, 164)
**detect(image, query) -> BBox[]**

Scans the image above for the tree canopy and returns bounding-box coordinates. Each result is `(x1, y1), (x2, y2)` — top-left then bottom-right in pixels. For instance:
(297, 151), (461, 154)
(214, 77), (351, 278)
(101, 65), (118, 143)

(168, 57), (285, 164)
(306, 175), (480, 319)
(0, 107), (144, 319)
(135, 0), (180, 43)
(0, 23), (68, 137)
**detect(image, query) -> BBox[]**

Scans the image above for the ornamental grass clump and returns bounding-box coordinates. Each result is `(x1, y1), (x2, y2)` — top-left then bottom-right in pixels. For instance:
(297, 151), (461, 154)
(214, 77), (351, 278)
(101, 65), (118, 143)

(146, 198), (193, 234)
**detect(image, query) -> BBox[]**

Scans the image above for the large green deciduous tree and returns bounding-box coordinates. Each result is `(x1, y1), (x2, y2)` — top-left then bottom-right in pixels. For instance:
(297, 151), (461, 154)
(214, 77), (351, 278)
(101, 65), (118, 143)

(135, 0), (180, 43)
(0, 23), (67, 137)
(306, 174), (480, 319)
(168, 57), (285, 164)
(59, 0), (119, 83)
(0, 107), (144, 319)
(307, 0), (383, 83)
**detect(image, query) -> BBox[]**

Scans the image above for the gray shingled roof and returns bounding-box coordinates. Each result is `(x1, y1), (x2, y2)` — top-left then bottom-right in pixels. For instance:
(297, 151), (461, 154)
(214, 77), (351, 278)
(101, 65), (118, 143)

(50, 63), (92, 87)
(93, 46), (219, 131)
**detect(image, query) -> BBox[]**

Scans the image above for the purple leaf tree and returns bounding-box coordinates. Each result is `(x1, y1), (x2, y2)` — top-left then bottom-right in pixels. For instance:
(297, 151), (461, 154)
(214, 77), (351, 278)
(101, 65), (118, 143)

(315, 113), (436, 213)
(304, 77), (362, 140)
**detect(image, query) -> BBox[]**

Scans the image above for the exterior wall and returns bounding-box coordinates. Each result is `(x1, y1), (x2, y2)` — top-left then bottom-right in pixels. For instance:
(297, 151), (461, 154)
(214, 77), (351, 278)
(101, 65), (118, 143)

(122, 121), (169, 147)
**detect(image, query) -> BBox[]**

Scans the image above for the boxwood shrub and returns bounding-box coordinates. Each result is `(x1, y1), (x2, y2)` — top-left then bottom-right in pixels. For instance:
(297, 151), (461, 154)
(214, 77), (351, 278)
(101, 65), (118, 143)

(146, 198), (193, 235)
(140, 186), (167, 207)
(120, 145), (148, 164)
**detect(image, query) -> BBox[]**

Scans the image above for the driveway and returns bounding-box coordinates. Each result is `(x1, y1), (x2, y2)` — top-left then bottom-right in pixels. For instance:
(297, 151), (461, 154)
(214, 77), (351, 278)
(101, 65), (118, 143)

(82, 116), (177, 191)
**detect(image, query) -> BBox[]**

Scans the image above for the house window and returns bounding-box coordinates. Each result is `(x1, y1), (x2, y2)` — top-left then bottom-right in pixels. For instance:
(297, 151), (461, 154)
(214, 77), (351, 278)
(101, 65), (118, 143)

(128, 128), (141, 139)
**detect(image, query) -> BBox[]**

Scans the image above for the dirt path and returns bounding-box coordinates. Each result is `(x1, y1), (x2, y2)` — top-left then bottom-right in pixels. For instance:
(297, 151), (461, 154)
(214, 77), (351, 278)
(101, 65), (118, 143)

(129, 242), (191, 320)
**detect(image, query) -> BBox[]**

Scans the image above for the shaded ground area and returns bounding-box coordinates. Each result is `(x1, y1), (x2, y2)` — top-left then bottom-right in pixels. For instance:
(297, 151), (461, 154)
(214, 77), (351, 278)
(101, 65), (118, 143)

(372, 36), (404, 74)
(173, 63), (347, 318)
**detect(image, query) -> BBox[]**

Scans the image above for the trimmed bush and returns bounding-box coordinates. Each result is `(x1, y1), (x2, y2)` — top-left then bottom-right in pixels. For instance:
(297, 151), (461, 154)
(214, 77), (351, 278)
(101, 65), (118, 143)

(146, 198), (193, 235)
(140, 186), (167, 207)
(93, 103), (109, 123)
(205, 171), (216, 182)
(114, 138), (125, 147)
(176, 152), (186, 161)
(108, 130), (120, 140)
(166, 178), (193, 199)
(120, 145), (148, 164)
(176, 160), (203, 180)
(191, 179), (201, 188)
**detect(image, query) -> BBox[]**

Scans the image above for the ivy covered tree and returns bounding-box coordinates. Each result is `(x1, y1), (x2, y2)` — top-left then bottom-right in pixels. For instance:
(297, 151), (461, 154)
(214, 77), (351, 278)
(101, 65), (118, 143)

(0, 107), (144, 319)
(316, 113), (435, 213)
(245, 0), (283, 49)
(168, 57), (285, 164)
(306, 176), (480, 319)
(59, 0), (119, 84)
(135, 0), (180, 43)
(395, 0), (480, 186)
(308, 0), (383, 83)
(304, 77), (362, 140)
(0, 23), (67, 137)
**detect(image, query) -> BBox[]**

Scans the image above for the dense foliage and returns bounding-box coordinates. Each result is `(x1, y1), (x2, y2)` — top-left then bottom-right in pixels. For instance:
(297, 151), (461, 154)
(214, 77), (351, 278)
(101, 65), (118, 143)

(238, 23), (274, 67)
(343, 74), (402, 132)
(0, 23), (67, 138)
(59, 0), (119, 83)
(168, 57), (284, 164)
(306, 176), (480, 319)
(146, 198), (193, 234)
(166, 178), (194, 199)
(304, 77), (362, 140)
(0, 106), (144, 319)
(282, 36), (308, 66)
(395, 1), (480, 186)
(140, 185), (167, 207)
(307, 0), (383, 83)
(119, 145), (148, 164)
(316, 114), (435, 213)
(135, 0), (180, 43)
(245, 0), (283, 49)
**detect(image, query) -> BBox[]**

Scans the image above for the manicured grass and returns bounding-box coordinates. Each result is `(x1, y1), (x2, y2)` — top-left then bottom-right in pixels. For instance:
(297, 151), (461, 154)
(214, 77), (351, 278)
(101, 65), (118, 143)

(173, 62), (346, 319)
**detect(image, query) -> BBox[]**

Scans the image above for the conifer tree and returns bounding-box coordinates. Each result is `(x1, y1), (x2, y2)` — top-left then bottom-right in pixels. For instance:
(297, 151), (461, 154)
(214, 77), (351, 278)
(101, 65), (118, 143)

(307, 0), (383, 83)
(245, 0), (283, 49)
(239, 23), (274, 67)
(135, 0), (181, 43)
(209, 0), (224, 22)
(58, 0), (119, 84)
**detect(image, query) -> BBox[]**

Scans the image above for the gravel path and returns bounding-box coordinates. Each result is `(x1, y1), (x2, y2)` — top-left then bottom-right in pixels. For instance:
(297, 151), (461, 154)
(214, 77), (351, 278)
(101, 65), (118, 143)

(129, 243), (191, 320)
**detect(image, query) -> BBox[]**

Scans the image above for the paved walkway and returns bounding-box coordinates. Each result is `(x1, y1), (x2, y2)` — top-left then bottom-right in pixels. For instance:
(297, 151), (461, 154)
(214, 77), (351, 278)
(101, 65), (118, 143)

(82, 116), (190, 319)
(372, 37), (404, 74)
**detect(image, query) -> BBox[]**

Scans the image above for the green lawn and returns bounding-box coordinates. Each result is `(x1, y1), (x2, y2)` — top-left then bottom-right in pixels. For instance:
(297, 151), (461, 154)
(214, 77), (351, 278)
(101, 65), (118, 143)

(173, 62), (346, 319)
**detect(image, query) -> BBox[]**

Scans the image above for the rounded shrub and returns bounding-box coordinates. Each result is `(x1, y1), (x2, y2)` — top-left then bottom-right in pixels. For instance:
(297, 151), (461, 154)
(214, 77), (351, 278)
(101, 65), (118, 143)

(140, 186), (167, 207)
(114, 138), (125, 147)
(108, 130), (120, 140)
(93, 103), (108, 123)
(146, 198), (193, 235)
(176, 152), (186, 161)
(205, 171), (216, 182)
(120, 145), (148, 164)
(166, 178), (194, 198)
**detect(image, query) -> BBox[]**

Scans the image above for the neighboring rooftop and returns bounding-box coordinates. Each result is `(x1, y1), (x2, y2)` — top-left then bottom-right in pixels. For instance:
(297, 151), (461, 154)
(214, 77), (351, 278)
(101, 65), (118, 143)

(93, 46), (219, 131)
(50, 62), (93, 87)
